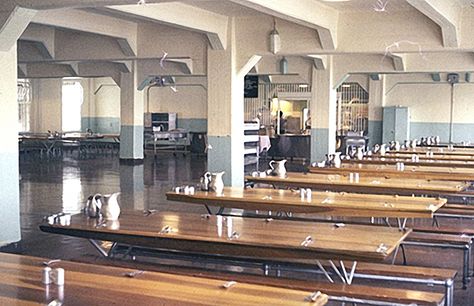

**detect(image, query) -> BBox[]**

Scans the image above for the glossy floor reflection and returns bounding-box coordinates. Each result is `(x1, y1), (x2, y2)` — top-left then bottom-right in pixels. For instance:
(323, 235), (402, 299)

(2, 153), (474, 305)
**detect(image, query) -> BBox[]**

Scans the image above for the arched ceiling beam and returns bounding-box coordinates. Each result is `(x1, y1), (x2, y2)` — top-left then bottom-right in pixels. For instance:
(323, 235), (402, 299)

(407, 0), (460, 48)
(230, 0), (338, 50)
(106, 2), (228, 50)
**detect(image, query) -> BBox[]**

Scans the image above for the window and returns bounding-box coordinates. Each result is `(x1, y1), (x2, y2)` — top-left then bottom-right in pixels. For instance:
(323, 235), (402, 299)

(18, 79), (31, 132)
(62, 80), (83, 132)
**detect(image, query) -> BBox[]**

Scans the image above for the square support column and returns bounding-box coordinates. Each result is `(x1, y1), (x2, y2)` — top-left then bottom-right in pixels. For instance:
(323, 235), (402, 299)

(120, 62), (144, 162)
(368, 76), (386, 147)
(119, 163), (145, 211)
(207, 19), (245, 187)
(310, 57), (337, 163)
(0, 45), (21, 245)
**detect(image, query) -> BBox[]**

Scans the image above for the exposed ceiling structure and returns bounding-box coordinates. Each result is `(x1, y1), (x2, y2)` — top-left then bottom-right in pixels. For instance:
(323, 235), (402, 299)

(6, 0), (474, 83)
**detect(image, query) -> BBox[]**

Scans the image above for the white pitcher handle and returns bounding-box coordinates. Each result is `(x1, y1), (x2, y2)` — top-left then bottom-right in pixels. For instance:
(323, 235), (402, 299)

(269, 161), (275, 170)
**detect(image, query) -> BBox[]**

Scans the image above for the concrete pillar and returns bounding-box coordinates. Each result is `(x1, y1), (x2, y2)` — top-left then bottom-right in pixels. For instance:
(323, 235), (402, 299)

(0, 45), (21, 246)
(368, 76), (386, 147)
(310, 57), (337, 163)
(119, 164), (145, 211)
(120, 62), (144, 162)
(207, 19), (260, 186)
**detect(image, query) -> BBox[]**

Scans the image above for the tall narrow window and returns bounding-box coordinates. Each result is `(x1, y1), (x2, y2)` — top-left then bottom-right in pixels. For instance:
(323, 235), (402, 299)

(62, 80), (83, 132)
(18, 79), (31, 132)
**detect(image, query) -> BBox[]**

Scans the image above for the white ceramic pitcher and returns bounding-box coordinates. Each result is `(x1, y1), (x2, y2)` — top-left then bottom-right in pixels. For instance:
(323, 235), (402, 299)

(99, 192), (121, 221)
(209, 172), (225, 194)
(269, 159), (287, 178)
(85, 194), (102, 218)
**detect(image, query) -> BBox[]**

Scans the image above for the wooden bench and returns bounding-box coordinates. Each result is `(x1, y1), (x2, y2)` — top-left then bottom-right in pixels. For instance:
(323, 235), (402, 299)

(435, 204), (474, 220)
(106, 243), (456, 306)
(283, 260), (456, 306)
(403, 232), (472, 289)
(78, 254), (446, 306)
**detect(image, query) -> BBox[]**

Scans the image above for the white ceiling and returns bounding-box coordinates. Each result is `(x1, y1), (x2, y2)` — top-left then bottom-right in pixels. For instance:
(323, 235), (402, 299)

(317, 0), (414, 12)
(185, 0), (264, 16)
(317, 0), (473, 12)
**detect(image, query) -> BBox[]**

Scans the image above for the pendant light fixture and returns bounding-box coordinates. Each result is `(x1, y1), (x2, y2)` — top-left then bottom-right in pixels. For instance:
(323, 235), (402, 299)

(280, 57), (288, 74)
(269, 18), (281, 54)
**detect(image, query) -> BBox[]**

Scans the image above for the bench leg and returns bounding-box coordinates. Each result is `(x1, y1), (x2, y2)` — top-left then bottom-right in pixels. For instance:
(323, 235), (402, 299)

(463, 246), (469, 289)
(315, 260), (334, 283)
(391, 245), (400, 265)
(88, 239), (108, 257)
(445, 278), (454, 306)
(400, 244), (407, 265)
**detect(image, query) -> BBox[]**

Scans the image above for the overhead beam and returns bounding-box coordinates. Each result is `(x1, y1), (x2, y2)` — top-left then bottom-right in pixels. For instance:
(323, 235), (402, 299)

(18, 64), (27, 77)
(15, 0), (163, 10)
(0, 6), (36, 51)
(333, 52), (474, 77)
(167, 58), (193, 74)
(389, 53), (406, 72)
(22, 62), (76, 78)
(230, 0), (338, 50)
(407, 0), (460, 48)
(32, 8), (137, 56)
(308, 55), (327, 70)
(20, 23), (55, 58)
(107, 3), (228, 50)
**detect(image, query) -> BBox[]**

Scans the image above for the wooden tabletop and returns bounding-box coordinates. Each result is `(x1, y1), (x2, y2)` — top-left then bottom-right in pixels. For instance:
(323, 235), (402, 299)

(0, 252), (328, 306)
(371, 152), (474, 162)
(309, 163), (474, 181)
(385, 148), (474, 156)
(40, 212), (410, 262)
(245, 172), (468, 196)
(344, 157), (474, 168)
(167, 187), (446, 218)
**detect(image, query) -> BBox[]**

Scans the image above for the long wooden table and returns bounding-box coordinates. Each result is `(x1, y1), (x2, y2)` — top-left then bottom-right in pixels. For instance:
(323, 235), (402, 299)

(166, 187), (446, 219)
(370, 153), (474, 162)
(40, 211), (409, 262)
(309, 163), (474, 181)
(245, 172), (468, 197)
(385, 148), (474, 156)
(0, 252), (328, 306)
(345, 157), (474, 168)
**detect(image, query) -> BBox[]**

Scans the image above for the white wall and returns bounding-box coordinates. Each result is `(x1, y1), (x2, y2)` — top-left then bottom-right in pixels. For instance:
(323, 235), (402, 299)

(384, 73), (474, 142)
(93, 77), (120, 118)
(384, 74), (474, 123)
(31, 78), (62, 132)
(147, 86), (207, 118)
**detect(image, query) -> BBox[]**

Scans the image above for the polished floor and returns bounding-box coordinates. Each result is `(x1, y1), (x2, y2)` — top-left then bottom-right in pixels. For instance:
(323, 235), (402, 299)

(2, 153), (474, 305)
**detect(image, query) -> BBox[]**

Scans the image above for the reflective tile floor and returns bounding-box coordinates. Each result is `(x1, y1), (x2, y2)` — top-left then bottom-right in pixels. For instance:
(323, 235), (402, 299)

(2, 153), (474, 305)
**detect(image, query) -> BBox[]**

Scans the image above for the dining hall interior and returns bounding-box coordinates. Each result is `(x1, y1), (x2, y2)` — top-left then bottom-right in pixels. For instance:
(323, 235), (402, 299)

(3, 0), (474, 305)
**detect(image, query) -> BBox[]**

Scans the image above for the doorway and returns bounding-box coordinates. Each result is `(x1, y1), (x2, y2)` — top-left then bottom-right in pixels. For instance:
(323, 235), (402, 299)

(62, 80), (83, 132)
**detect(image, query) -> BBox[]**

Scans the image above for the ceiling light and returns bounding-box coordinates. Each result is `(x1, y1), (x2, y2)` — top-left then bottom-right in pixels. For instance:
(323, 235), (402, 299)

(280, 57), (288, 74)
(269, 18), (281, 54)
(299, 84), (309, 88)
